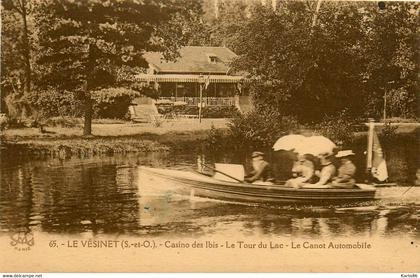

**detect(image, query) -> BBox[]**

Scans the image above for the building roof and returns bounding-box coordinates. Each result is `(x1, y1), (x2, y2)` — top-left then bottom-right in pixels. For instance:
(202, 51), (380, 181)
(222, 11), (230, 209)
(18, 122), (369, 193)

(143, 46), (238, 74)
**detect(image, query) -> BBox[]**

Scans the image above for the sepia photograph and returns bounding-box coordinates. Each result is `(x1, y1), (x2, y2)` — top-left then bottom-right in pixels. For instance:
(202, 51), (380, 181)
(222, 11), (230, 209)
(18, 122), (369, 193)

(0, 0), (419, 274)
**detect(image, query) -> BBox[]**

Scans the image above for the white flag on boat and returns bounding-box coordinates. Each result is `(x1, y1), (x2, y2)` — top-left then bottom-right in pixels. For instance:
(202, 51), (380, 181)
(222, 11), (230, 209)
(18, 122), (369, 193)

(371, 131), (388, 182)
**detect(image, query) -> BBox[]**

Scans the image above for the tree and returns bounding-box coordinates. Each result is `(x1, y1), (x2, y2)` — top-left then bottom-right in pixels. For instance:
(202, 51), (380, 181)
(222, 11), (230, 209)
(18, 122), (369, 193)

(232, 3), (318, 120)
(1, 0), (37, 117)
(1, 6), (23, 113)
(207, 0), (251, 51)
(35, 0), (186, 135)
(231, 1), (416, 122)
(297, 1), (368, 121)
(174, 0), (255, 49)
(156, 0), (213, 48)
(363, 2), (419, 119)
(2, 0), (33, 95)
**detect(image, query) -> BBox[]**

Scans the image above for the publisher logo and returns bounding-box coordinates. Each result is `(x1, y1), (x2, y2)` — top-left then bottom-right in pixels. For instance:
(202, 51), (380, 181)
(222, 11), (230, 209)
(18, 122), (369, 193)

(10, 231), (34, 251)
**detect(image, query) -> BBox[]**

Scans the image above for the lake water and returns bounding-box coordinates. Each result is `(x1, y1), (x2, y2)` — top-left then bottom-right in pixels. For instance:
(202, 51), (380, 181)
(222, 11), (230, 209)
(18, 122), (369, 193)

(1, 149), (419, 239)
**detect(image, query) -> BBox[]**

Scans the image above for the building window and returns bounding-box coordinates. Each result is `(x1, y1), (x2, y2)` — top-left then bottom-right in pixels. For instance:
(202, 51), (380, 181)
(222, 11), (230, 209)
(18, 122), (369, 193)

(207, 54), (218, 64)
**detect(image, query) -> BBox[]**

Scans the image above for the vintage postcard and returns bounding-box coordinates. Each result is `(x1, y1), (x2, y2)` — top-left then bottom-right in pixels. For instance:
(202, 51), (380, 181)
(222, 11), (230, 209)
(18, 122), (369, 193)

(0, 0), (418, 274)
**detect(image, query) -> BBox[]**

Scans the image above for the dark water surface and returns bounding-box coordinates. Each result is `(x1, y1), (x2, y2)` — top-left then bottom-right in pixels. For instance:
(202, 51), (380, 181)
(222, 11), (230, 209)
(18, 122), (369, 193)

(1, 148), (419, 239)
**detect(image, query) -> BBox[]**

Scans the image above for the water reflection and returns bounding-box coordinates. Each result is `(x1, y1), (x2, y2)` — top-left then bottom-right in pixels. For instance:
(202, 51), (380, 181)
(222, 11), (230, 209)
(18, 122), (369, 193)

(0, 153), (419, 239)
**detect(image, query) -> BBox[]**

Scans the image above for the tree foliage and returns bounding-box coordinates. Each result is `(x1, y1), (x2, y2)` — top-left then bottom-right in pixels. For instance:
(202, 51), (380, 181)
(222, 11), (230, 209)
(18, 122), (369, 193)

(91, 87), (141, 119)
(207, 0), (251, 51)
(157, 0), (213, 51)
(1, 0), (418, 128)
(314, 110), (357, 146)
(228, 1), (418, 122)
(34, 0), (192, 134)
(1, 0), (33, 95)
(363, 2), (419, 119)
(1, 0), (36, 116)
(228, 109), (298, 149)
(21, 88), (83, 119)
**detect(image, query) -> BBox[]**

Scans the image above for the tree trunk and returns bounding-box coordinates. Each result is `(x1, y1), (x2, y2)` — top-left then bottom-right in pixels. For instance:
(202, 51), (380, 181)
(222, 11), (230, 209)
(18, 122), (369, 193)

(83, 43), (95, 136)
(311, 0), (322, 29)
(21, 0), (31, 95)
(83, 96), (92, 136)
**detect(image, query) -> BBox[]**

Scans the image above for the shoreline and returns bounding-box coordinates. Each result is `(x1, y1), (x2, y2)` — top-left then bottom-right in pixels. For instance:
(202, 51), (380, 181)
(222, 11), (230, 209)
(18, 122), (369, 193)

(1, 119), (417, 159)
(0, 130), (217, 159)
(0, 119), (228, 159)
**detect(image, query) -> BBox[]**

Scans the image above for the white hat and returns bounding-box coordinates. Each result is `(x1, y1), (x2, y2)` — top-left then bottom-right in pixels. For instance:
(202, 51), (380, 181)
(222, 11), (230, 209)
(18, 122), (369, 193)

(336, 150), (355, 158)
(252, 151), (265, 158)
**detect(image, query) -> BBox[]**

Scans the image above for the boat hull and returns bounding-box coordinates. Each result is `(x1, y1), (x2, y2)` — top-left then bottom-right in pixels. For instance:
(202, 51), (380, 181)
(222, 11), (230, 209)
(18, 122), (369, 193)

(139, 167), (377, 204)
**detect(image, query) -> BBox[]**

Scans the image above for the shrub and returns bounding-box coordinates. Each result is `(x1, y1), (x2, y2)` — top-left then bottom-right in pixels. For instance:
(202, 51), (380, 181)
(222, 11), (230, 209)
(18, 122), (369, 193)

(202, 106), (240, 118)
(6, 87), (142, 125)
(157, 105), (198, 116)
(228, 109), (299, 149)
(4, 93), (31, 120)
(131, 82), (159, 99)
(22, 88), (84, 119)
(380, 121), (398, 143)
(92, 87), (141, 120)
(204, 124), (228, 152)
(4, 89), (82, 130)
(313, 110), (356, 146)
(2, 117), (26, 129)
(380, 117), (418, 123)
(0, 114), (8, 131)
(386, 87), (417, 119)
(157, 105), (240, 118)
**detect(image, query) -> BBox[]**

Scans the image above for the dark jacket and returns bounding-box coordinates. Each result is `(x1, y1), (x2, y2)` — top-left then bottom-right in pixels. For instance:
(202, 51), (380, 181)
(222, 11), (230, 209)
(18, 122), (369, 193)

(244, 161), (272, 183)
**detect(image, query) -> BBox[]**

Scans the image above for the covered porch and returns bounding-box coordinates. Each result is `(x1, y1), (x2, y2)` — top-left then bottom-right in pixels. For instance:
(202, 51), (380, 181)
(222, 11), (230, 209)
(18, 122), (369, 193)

(158, 96), (235, 106)
(136, 74), (247, 106)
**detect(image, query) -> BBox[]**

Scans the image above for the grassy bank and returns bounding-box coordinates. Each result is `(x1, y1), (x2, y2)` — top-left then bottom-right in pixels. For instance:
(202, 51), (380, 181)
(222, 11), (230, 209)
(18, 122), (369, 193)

(3, 118), (228, 139)
(1, 118), (229, 158)
(1, 118), (417, 159)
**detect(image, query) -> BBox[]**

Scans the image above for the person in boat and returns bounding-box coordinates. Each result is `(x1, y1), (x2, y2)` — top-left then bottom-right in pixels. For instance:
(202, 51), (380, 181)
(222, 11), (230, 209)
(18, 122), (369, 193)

(312, 152), (336, 187)
(244, 151), (272, 183)
(331, 150), (357, 188)
(285, 154), (315, 188)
